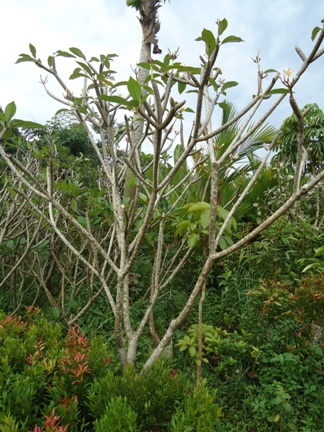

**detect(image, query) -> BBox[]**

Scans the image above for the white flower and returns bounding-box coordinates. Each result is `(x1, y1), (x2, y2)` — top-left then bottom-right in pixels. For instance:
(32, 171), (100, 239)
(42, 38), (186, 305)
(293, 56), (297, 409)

(283, 68), (293, 77)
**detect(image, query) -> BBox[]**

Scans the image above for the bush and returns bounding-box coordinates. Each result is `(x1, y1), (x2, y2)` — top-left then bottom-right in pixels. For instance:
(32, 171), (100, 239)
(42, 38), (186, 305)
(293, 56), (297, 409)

(87, 362), (189, 430)
(0, 307), (112, 431)
(176, 270), (324, 430)
(93, 397), (138, 432)
(0, 307), (221, 431)
(170, 381), (222, 432)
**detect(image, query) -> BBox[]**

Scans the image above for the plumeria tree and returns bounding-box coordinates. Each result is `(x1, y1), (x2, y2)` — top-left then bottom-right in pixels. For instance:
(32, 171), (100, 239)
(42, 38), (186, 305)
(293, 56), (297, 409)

(1, 8), (324, 371)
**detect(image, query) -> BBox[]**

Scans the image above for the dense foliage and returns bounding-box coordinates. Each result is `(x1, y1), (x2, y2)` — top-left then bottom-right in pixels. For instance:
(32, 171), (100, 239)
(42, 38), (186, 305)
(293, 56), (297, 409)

(0, 307), (221, 431)
(1, 232), (323, 430)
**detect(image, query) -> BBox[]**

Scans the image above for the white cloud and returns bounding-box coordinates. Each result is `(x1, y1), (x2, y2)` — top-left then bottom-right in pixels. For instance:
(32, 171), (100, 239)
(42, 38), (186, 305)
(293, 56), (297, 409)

(1, 0), (324, 127)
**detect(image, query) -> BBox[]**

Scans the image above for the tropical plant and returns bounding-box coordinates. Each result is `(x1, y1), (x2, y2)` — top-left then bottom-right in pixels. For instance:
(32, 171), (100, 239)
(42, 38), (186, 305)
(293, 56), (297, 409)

(272, 103), (324, 227)
(273, 103), (324, 174)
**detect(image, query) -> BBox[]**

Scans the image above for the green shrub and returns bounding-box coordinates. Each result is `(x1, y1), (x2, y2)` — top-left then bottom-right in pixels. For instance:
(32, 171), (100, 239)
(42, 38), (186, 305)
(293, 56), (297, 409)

(87, 361), (189, 430)
(177, 323), (258, 379)
(93, 397), (138, 432)
(0, 307), (112, 431)
(176, 268), (324, 431)
(170, 381), (222, 432)
(2, 308), (220, 431)
(247, 274), (324, 347)
(0, 412), (22, 432)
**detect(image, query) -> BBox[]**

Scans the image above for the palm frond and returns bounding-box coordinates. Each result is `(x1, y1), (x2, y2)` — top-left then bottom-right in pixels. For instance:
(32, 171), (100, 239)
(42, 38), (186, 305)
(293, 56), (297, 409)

(237, 123), (277, 157)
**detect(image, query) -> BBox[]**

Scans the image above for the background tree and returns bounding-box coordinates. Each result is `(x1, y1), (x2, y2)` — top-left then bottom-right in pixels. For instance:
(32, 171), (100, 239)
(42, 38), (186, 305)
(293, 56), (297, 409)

(273, 103), (324, 175)
(272, 103), (324, 226)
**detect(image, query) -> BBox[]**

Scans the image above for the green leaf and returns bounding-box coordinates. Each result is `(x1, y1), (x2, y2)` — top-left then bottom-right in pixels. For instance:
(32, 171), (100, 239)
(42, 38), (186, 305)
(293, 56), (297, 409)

(208, 77), (220, 92)
(56, 50), (76, 58)
(222, 81), (238, 92)
(176, 65), (201, 75)
(138, 192), (149, 204)
(77, 216), (87, 227)
(47, 56), (54, 67)
(283, 402), (292, 412)
(129, 177), (139, 187)
(218, 18), (228, 36)
(4, 101), (16, 123)
(204, 28), (216, 56)
(219, 237), (227, 250)
(137, 61), (153, 70)
(70, 71), (88, 80)
(196, 28), (216, 56)
(216, 205), (229, 220)
(126, 0), (142, 9)
(175, 220), (192, 236)
(69, 47), (86, 60)
(200, 209), (210, 229)
(264, 68), (278, 73)
(182, 107), (194, 113)
(98, 95), (130, 106)
(16, 54), (34, 64)
(5, 240), (15, 249)
(76, 61), (93, 76)
(127, 76), (142, 102)
(178, 81), (186, 94)
(0, 129), (12, 140)
(52, 308), (61, 319)
(189, 346), (196, 357)
(173, 143), (184, 164)
(29, 43), (37, 58)
(222, 35), (244, 44)
(311, 26), (321, 41)
(183, 335), (191, 344)
(11, 119), (44, 129)
(315, 245), (324, 256)
(37, 240), (49, 250)
(70, 199), (78, 213)
(188, 202), (210, 213)
(142, 85), (153, 95)
(266, 88), (290, 95)
(188, 233), (199, 248)
(55, 108), (70, 116)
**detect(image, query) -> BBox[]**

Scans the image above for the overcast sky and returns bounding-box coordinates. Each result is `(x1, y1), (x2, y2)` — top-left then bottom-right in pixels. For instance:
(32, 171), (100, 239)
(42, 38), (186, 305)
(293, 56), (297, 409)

(1, 0), (324, 129)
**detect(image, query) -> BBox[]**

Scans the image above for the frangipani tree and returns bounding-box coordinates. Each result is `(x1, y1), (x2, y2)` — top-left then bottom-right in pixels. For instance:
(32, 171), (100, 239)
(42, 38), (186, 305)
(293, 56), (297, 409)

(1, 11), (324, 371)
